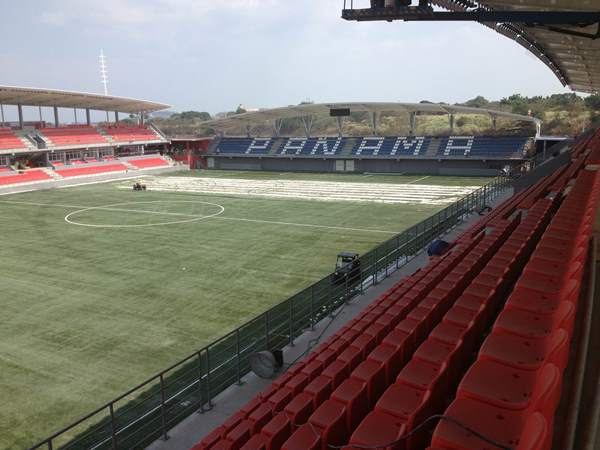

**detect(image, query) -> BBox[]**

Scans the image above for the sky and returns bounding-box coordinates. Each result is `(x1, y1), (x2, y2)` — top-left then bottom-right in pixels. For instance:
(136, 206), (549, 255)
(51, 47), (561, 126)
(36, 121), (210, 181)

(0, 0), (572, 119)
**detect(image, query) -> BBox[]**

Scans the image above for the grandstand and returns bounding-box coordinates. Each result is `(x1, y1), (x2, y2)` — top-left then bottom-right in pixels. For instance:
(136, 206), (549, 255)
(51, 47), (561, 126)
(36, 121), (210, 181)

(199, 103), (538, 176)
(0, 86), (177, 192)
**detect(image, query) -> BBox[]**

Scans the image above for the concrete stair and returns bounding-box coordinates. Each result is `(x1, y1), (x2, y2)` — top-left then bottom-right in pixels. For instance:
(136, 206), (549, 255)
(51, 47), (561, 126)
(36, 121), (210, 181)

(424, 138), (442, 158)
(340, 138), (357, 156)
(39, 167), (62, 180)
(96, 127), (114, 144)
(269, 138), (285, 155)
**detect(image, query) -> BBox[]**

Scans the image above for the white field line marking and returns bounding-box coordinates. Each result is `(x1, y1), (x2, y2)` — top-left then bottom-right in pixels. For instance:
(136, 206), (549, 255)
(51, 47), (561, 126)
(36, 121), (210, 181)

(407, 175), (430, 184)
(0, 199), (399, 234)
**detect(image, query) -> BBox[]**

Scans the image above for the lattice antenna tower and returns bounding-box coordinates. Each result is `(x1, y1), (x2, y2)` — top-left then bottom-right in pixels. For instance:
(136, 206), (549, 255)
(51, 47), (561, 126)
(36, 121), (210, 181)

(99, 49), (110, 122)
(99, 49), (109, 95)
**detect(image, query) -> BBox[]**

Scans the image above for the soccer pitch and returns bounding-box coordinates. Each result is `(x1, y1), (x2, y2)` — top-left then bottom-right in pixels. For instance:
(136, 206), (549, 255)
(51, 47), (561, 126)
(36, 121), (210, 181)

(0, 171), (489, 449)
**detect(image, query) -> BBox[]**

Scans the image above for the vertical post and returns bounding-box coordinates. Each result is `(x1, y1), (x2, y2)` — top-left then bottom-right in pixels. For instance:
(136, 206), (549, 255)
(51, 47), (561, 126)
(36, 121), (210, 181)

(206, 347), (213, 407)
(310, 285), (315, 330)
(289, 299), (295, 346)
(73, 108), (78, 124)
(53, 106), (59, 127)
(235, 330), (243, 385)
(396, 235), (400, 269)
(109, 403), (118, 450)
(265, 312), (270, 350)
(47, 441), (53, 450)
(17, 104), (23, 129)
(374, 247), (379, 285)
(196, 351), (205, 413)
(0, 104), (4, 125)
(38, 106), (43, 123)
(86, 109), (91, 126)
(159, 374), (169, 441)
(115, 111), (119, 123)
(449, 113), (455, 134)
(370, 111), (379, 136)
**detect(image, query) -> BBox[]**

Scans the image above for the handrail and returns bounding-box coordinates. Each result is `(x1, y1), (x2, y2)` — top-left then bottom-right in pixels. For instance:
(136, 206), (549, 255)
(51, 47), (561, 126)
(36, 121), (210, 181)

(26, 175), (511, 450)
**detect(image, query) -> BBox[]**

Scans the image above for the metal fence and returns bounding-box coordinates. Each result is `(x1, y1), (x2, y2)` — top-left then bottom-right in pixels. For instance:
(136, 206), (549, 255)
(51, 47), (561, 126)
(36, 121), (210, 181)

(28, 176), (511, 450)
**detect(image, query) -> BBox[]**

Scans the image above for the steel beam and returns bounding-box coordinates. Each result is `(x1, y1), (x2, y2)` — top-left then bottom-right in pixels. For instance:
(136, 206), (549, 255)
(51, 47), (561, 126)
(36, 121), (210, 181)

(342, 8), (600, 26)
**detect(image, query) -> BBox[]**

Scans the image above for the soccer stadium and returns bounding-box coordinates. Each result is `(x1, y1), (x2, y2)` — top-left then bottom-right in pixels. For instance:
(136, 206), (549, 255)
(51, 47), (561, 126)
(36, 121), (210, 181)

(1, 1), (599, 450)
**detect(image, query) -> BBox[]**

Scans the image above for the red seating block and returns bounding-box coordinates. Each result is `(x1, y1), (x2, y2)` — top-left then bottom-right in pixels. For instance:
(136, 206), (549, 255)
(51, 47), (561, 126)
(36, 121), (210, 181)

(331, 378), (368, 431)
(284, 392), (314, 426)
(351, 360), (387, 407)
(281, 423), (321, 450)
(431, 398), (546, 450)
(376, 382), (429, 421)
(304, 375), (333, 408)
(248, 404), (273, 433)
(347, 411), (407, 450)
(308, 399), (348, 449)
(396, 359), (446, 393)
(240, 434), (267, 450)
(493, 302), (574, 339)
(367, 343), (403, 384)
(268, 388), (293, 412)
(225, 421), (251, 450)
(478, 329), (569, 372)
(261, 412), (292, 449)
(286, 374), (309, 395)
(457, 360), (548, 411)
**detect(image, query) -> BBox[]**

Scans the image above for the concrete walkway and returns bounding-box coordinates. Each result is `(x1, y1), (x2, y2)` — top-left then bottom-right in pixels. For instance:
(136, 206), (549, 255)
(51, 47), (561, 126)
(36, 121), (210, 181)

(147, 190), (513, 450)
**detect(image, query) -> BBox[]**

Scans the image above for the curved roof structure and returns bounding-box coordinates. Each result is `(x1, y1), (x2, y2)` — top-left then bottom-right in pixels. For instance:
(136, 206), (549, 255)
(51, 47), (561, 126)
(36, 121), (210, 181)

(431, 0), (600, 94)
(201, 101), (539, 130)
(0, 85), (170, 114)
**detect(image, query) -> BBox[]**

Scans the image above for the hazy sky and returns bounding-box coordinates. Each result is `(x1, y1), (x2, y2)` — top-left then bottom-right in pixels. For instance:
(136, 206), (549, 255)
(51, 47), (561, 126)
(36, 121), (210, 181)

(1, 0), (571, 117)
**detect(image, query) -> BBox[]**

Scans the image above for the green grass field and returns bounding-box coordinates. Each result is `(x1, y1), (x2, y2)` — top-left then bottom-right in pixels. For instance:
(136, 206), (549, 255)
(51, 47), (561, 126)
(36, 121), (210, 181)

(0, 171), (488, 449)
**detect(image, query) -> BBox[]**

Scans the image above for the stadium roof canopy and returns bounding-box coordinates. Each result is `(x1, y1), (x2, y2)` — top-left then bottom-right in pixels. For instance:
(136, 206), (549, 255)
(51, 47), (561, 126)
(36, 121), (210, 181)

(0, 85), (170, 114)
(201, 101), (539, 131)
(430, 1), (600, 94)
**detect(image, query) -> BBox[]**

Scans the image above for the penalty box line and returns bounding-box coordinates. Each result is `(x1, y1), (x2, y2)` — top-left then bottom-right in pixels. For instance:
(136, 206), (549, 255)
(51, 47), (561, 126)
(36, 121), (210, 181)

(0, 199), (400, 235)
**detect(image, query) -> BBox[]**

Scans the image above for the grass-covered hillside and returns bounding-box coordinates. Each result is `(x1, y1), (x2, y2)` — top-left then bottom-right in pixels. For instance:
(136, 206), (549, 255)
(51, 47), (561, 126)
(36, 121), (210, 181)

(150, 93), (600, 138)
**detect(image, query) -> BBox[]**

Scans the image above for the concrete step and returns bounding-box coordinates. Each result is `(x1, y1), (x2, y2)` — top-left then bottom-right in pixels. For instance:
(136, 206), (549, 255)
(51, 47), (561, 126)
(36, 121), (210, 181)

(424, 138), (441, 157)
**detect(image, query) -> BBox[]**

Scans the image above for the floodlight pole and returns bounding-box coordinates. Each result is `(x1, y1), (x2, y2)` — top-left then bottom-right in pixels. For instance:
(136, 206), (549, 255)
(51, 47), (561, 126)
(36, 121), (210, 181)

(53, 106), (59, 127)
(17, 104), (23, 129)
(301, 116), (314, 138)
(335, 116), (345, 137)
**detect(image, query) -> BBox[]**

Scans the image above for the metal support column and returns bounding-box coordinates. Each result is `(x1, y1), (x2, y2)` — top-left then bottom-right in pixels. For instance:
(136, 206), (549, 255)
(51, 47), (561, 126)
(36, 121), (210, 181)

(0, 104), (4, 126)
(335, 116), (345, 137)
(272, 119), (283, 137)
(38, 106), (43, 123)
(409, 112), (417, 136)
(86, 109), (91, 126)
(370, 111), (379, 136)
(245, 124), (252, 138)
(53, 106), (59, 127)
(449, 114), (455, 134)
(17, 104), (23, 129)
(301, 115), (314, 138)
(491, 114), (497, 133)
(114, 111), (119, 123)
(73, 108), (78, 124)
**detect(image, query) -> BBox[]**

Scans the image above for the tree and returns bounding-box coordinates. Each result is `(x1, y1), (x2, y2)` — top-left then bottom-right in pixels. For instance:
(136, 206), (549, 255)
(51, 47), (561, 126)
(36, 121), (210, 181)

(464, 96), (489, 108)
(584, 95), (600, 111)
(235, 104), (247, 114)
(172, 111), (211, 121)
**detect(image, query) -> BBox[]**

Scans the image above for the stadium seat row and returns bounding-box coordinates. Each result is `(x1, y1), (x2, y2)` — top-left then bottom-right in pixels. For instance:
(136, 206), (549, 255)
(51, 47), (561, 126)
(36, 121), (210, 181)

(213, 136), (530, 159)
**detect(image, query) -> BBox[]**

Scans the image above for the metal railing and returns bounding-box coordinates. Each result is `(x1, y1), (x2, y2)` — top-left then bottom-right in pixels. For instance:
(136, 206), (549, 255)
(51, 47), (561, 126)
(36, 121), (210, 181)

(28, 176), (511, 450)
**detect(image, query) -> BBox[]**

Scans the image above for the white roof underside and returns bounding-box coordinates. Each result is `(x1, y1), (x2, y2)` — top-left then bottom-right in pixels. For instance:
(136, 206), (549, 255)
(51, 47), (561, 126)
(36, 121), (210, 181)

(0, 85), (170, 114)
(201, 102), (538, 129)
(432, 0), (600, 94)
